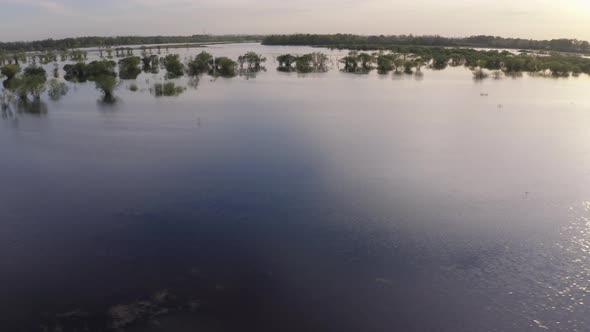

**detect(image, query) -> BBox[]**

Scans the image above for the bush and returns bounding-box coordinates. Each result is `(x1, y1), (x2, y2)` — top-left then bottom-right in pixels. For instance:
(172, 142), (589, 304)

(153, 82), (185, 97)
(161, 54), (185, 78)
(47, 79), (68, 100)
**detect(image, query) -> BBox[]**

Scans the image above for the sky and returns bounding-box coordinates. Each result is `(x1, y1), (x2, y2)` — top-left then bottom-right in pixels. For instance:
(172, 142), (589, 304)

(0, 0), (589, 42)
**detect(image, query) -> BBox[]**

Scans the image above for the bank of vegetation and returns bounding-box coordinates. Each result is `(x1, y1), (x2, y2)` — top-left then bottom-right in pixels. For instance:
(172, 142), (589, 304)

(0, 35), (263, 52)
(330, 48), (590, 77)
(262, 34), (590, 55)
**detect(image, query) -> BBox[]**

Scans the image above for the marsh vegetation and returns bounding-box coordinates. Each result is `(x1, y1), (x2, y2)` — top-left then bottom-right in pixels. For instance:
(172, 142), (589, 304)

(2, 41), (590, 114)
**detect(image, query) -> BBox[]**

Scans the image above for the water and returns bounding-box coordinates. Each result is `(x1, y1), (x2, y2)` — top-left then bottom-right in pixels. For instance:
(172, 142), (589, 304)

(1, 43), (590, 331)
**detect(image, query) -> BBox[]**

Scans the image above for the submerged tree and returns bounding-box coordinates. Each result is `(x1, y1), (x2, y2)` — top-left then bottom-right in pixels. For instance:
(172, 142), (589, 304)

(277, 54), (297, 72)
(94, 74), (118, 103)
(295, 54), (314, 73)
(309, 52), (329, 72)
(237, 52), (266, 72)
(340, 51), (360, 72)
(118, 56), (142, 79)
(8, 65), (48, 100)
(63, 60), (117, 82)
(161, 54), (185, 78)
(277, 53), (328, 73)
(47, 79), (68, 100)
(340, 51), (373, 73)
(1, 64), (21, 81)
(0, 89), (15, 111)
(211, 57), (237, 77)
(376, 53), (395, 73)
(187, 51), (213, 76)
(152, 82), (186, 97)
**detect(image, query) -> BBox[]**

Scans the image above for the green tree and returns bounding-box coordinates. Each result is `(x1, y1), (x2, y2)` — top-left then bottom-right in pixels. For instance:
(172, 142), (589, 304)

(1, 64), (21, 80)
(277, 54), (297, 72)
(118, 56), (142, 79)
(94, 75), (118, 103)
(47, 79), (68, 100)
(212, 57), (237, 77)
(187, 51), (213, 76)
(161, 54), (185, 78)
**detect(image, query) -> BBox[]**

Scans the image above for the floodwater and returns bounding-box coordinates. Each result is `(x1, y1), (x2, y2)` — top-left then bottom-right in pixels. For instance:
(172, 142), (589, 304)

(1, 43), (590, 331)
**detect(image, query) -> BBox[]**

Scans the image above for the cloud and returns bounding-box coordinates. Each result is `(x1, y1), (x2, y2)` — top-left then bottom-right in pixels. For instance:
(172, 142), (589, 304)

(0, 0), (75, 15)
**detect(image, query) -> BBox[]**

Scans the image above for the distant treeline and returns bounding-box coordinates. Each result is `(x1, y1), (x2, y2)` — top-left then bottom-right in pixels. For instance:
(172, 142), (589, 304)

(0, 35), (263, 52)
(262, 34), (590, 54)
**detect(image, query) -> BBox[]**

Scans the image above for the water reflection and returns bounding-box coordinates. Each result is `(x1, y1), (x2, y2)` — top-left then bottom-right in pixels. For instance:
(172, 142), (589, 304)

(15, 99), (48, 115)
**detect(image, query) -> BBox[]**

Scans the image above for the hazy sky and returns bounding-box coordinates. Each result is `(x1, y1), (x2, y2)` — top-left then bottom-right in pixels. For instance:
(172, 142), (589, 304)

(1, 0), (589, 42)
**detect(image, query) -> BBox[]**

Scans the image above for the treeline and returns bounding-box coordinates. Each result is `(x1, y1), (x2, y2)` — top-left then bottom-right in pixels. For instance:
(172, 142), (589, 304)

(262, 34), (590, 54)
(0, 35), (263, 52)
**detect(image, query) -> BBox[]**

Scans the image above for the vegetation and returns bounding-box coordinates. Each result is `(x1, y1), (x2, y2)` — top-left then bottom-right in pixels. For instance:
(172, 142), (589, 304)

(0, 35), (263, 52)
(187, 51), (213, 76)
(277, 54), (297, 72)
(129, 83), (138, 92)
(340, 51), (374, 73)
(94, 75), (118, 103)
(118, 56), (142, 79)
(211, 57), (237, 77)
(237, 52), (266, 72)
(63, 60), (117, 82)
(47, 79), (68, 100)
(262, 34), (590, 55)
(161, 54), (185, 78)
(0, 89), (15, 110)
(142, 55), (160, 73)
(1, 64), (21, 81)
(302, 53), (329, 73)
(153, 82), (185, 97)
(8, 65), (48, 100)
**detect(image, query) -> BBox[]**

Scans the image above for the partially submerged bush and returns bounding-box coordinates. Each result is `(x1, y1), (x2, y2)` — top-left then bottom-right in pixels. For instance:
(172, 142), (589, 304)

(473, 68), (489, 80)
(277, 52), (328, 73)
(47, 79), (68, 100)
(129, 83), (138, 92)
(0, 89), (15, 110)
(237, 52), (266, 72)
(153, 82), (185, 97)
(161, 54), (185, 79)
(8, 65), (47, 100)
(1, 64), (21, 81)
(63, 60), (116, 82)
(211, 57), (237, 77)
(94, 75), (118, 102)
(340, 51), (373, 73)
(118, 56), (142, 80)
(187, 51), (213, 76)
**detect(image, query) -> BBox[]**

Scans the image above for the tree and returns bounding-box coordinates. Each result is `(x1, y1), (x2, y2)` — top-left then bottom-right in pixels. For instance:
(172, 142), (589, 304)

(237, 52), (266, 71)
(310, 52), (329, 72)
(277, 54), (297, 72)
(118, 56), (142, 79)
(212, 57), (237, 77)
(161, 54), (184, 78)
(376, 53), (395, 73)
(295, 54), (314, 73)
(152, 82), (185, 97)
(94, 75), (118, 103)
(1, 64), (21, 80)
(187, 51), (213, 76)
(47, 79), (68, 100)
(340, 51), (359, 72)
(8, 65), (48, 100)
(357, 53), (373, 71)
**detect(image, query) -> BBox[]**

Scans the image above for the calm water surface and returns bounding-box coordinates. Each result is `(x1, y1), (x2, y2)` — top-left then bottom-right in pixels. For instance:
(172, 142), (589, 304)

(1, 43), (590, 331)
